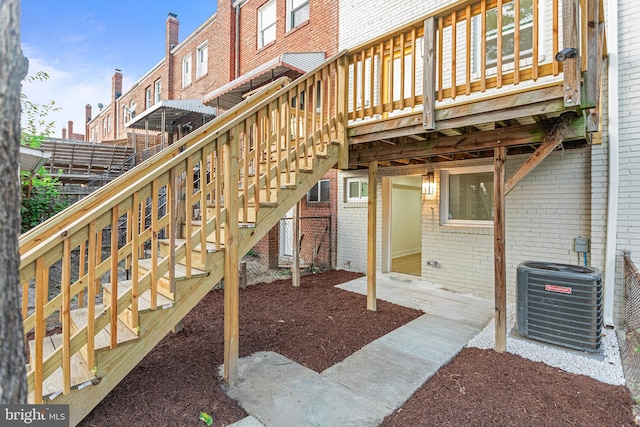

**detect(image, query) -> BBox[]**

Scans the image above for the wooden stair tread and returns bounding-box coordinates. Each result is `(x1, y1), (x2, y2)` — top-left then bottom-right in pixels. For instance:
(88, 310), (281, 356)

(27, 334), (95, 400)
(137, 258), (208, 278)
(188, 220), (256, 228)
(102, 281), (174, 309)
(70, 304), (139, 351)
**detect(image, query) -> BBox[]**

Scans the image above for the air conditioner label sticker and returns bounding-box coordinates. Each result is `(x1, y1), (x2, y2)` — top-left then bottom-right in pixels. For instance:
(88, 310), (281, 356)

(545, 284), (572, 294)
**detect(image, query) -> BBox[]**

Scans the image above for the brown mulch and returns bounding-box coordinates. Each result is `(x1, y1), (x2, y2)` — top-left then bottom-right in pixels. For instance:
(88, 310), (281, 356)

(78, 270), (637, 427)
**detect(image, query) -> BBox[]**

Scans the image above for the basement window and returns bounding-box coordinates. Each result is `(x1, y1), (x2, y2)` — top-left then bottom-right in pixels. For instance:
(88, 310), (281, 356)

(441, 166), (493, 226)
(308, 179), (330, 203)
(346, 177), (368, 202)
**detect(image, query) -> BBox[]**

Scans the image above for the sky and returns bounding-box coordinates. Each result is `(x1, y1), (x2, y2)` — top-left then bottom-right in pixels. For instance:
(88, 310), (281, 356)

(20, 1), (219, 138)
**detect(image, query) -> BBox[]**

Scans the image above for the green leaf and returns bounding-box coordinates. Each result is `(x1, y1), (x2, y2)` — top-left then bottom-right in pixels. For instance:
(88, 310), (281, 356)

(199, 412), (213, 426)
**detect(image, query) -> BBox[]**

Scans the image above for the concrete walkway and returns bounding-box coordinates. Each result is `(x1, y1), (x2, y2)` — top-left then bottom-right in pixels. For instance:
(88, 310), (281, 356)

(225, 273), (493, 427)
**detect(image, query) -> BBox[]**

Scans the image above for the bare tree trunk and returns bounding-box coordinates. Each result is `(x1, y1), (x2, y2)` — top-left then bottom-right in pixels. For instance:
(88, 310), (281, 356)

(0, 0), (29, 404)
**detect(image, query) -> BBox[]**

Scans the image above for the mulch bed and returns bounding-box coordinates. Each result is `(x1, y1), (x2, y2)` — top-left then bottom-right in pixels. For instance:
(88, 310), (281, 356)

(79, 270), (636, 427)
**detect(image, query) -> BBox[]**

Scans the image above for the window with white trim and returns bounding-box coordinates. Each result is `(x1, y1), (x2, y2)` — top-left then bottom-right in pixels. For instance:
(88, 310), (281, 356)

(145, 87), (152, 109)
(441, 166), (494, 226)
(107, 114), (112, 133)
(308, 179), (330, 203)
(182, 54), (192, 88)
(286, 0), (309, 31)
(154, 80), (161, 104)
(102, 119), (107, 136)
(474, 0), (541, 74)
(196, 42), (208, 78)
(346, 178), (368, 202)
(258, 0), (276, 48)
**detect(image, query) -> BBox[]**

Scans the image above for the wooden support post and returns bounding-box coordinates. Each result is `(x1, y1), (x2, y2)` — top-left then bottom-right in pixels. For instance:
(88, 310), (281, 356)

(223, 126), (240, 387)
(423, 17), (436, 130)
(582, 0), (601, 109)
(337, 55), (349, 169)
(562, 0), (581, 108)
(494, 147), (507, 353)
(367, 160), (378, 311)
(292, 200), (301, 287)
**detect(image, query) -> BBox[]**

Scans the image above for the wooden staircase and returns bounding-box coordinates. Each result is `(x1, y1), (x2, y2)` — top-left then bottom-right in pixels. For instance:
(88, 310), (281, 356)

(19, 65), (347, 425)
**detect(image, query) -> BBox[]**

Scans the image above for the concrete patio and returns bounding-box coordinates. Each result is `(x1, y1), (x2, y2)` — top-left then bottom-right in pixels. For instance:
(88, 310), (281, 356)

(223, 273), (494, 427)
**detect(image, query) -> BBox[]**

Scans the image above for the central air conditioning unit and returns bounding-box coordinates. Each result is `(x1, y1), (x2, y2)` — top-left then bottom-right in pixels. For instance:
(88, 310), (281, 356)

(517, 261), (602, 352)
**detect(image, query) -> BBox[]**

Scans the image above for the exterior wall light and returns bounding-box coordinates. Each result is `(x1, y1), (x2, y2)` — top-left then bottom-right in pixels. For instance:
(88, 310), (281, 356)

(422, 172), (436, 198)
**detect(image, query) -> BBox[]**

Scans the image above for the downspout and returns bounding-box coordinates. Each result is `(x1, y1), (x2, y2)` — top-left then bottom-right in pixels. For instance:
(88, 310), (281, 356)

(235, 3), (240, 79)
(604, 0), (619, 327)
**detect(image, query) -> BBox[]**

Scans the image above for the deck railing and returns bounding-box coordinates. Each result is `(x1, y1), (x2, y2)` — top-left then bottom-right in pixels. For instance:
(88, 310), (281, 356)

(345, 0), (605, 127)
(20, 62), (344, 402)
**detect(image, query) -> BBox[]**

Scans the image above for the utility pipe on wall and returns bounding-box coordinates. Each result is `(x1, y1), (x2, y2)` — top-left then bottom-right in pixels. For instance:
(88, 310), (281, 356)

(604, 0), (619, 327)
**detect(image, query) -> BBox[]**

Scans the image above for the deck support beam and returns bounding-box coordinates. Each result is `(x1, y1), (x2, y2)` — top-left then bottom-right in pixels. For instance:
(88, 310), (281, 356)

(423, 17), (436, 130)
(494, 147), (507, 353)
(292, 200), (301, 288)
(367, 160), (378, 311)
(223, 126), (240, 386)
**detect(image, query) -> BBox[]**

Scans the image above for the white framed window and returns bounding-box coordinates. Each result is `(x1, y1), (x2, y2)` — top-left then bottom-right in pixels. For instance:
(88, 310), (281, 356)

(90, 126), (97, 141)
(346, 177), (368, 202)
(308, 179), (330, 203)
(182, 54), (192, 88)
(474, 0), (543, 75)
(441, 166), (494, 226)
(154, 80), (161, 104)
(258, 0), (276, 48)
(145, 87), (152, 109)
(107, 114), (112, 133)
(286, 0), (309, 31)
(102, 119), (107, 136)
(196, 42), (208, 78)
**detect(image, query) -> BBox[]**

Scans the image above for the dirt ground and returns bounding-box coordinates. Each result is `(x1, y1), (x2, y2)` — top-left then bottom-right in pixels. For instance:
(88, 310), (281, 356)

(79, 270), (636, 427)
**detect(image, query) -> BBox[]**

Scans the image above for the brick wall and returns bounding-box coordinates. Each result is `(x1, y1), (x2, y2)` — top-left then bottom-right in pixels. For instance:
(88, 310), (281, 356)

(337, 148), (592, 300)
(237, 0), (338, 75)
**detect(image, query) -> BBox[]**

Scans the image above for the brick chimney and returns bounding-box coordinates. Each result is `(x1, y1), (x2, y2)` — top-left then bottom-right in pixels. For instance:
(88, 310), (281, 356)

(85, 104), (92, 141)
(62, 127), (67, 139)
(112, 69), (123, 138)
(166, 13), (179, 100)
(68, 121), (74, 138)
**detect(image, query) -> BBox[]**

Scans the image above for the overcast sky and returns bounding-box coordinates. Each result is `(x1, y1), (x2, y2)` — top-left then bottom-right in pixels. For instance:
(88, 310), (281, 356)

(21, 1), (219, 138)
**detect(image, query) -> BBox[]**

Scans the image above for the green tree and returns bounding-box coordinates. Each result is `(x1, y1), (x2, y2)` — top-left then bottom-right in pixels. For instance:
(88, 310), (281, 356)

(20, 72), (68, 232)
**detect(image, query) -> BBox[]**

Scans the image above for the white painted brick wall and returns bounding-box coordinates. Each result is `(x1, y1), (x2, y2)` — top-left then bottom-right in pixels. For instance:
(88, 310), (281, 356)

(337, 149), (592, 302)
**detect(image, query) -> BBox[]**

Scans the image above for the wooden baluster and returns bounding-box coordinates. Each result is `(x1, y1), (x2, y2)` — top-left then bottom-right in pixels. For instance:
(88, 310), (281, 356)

(496, 0), (503, 88)
(514, 0), (521, 85)
(131, 193), (140, 331)
(465, 5), (472, 95)
(110, 206), (118, 349)
(243, 120), (250, 223)
(437, 17), (444, 101)
(284, 99), (292, 184)
(481, 0), (487, 92)
(86, 222), (97, 371)
(150, 180), (159, 309)
(359, 50), (366, 120)
(62, 238), (72, 394)
(95, 229), (102, 295)
(451, 10), (457, 99)
(533, 0), (540, 80)
(22, 281), (29, 318)
(33, 256), (45, 403)
(399, 32), (405, 110)
(377, 41), (384, 113)
(78, 241), (85, 308)
(185, 155), (194, 273)
(410, 29), (416, 108)
(351, 54), (357, 121)
(168, 167), (177, 290)
(200, 148), (208, 266)
(215, 136), (224, 251)
(252, 119), (260, 209)
(275, 98), (282, 193)
(389, 36), (395, 109)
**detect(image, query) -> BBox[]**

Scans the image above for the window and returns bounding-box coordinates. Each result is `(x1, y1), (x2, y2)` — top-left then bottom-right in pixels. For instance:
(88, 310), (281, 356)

(102, 119), (107, 136)
(286, 0), (309, 31)
(124, 101), (136, 125)
(258, 1), (276, 48)
(476, 0), (538, 71)
(182, 54), (192, 88)
(107, 114), (112, 133)
(154, 80), (161, 104)
(90, 126), (97, 142)
(308, 179), (330, 203)
(441, 166), (494, 225)
(145, 87), (152, 109)
(196, 42), (208, 78)
(346, 178), (368, 202)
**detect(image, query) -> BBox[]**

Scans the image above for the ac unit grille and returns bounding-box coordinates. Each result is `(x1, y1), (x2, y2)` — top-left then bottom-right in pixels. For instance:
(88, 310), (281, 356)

(517, 261), (602, 352)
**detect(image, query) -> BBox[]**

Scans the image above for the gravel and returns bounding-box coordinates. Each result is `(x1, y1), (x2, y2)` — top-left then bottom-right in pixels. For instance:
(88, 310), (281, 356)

(467, 303), (625, 386)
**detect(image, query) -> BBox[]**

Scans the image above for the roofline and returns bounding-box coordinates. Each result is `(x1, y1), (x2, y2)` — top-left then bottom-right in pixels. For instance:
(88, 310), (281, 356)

(170, 11), (218, 55)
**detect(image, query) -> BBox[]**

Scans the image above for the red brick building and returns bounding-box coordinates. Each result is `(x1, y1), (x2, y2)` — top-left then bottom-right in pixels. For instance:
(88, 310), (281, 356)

(82, 0), (339, 269)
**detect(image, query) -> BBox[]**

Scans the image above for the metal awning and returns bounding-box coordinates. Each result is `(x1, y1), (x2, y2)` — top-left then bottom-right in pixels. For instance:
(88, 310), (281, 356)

(20, 145), (51, 175)
(203, 52), (326, 110)
(125, 99), (217, 131)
